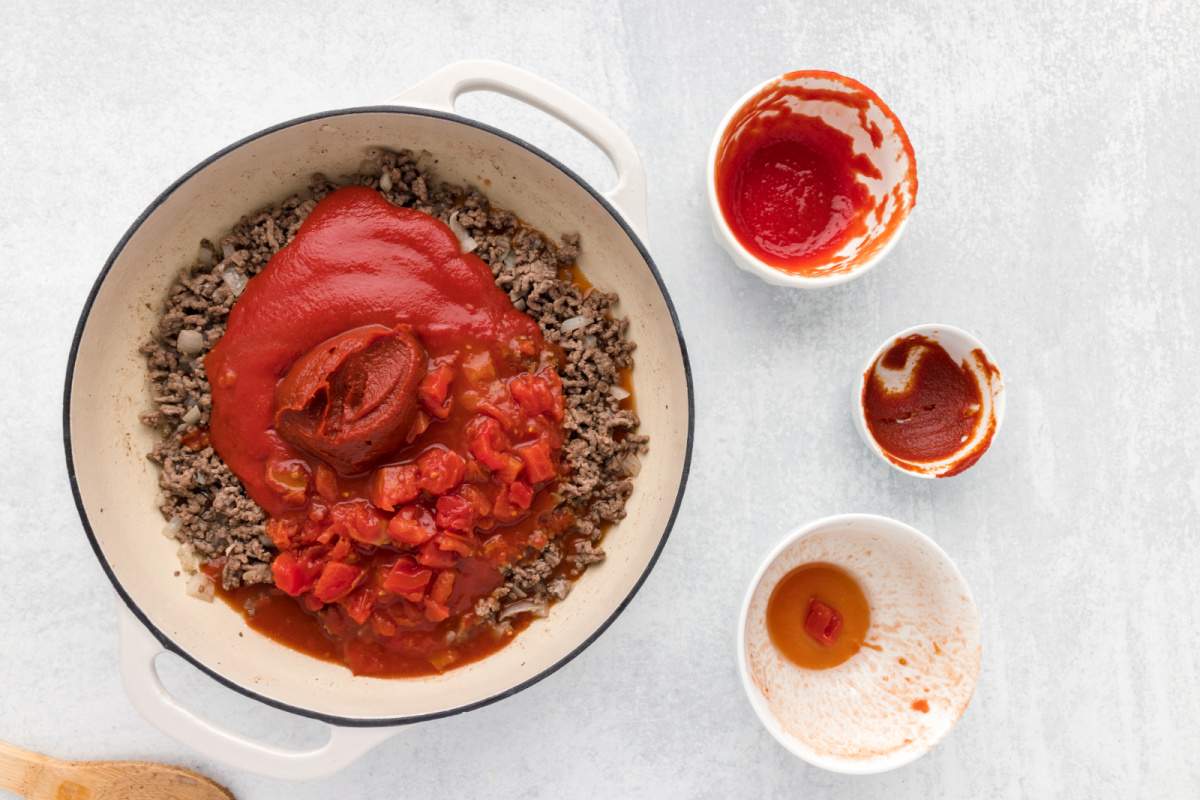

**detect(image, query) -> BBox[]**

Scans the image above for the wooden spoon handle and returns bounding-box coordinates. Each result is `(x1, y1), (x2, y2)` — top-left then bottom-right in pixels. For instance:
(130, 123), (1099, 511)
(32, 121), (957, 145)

(0, 740), (50, 797)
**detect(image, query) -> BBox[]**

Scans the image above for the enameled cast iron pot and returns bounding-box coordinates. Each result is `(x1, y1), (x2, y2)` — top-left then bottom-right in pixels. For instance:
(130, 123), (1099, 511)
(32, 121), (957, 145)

(64, 61), (693, 779)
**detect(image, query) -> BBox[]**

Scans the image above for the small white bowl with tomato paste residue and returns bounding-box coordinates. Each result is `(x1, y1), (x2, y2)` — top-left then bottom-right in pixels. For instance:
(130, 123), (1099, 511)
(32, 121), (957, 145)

(737, 514), (982, 773)
(707, 70), (918, 288)
(854, 324), (1005, 478)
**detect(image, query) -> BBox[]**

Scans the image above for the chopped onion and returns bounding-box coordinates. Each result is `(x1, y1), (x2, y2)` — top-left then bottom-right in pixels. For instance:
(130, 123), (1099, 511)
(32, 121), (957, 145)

(186, 573), (215, 602)
(379, 171), (393, 192)
(584, 335), (598, 349)
(176, 543), (198, 573)
(623, 454), (642, 477)
(162, 516), (182, 540)
(221, 268), (247, 297)
(221, 241), (237, 259)
(560, 316), (590, 333)
(610, 385), (631, 400)
(447, 213), (478, 254)
(502, 251), (518, 268)
(182, 405), (201, 425)
(176, 329), (204, 355)
(499, 599), (549, 620)
(197, 243), (215, 266)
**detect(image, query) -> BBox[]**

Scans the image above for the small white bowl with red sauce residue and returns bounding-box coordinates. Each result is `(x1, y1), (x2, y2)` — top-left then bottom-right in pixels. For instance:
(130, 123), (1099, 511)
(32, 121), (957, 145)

(854, 324), (1005, 478)
(737, 514), (982, 773)
(707, 70), (918, 288)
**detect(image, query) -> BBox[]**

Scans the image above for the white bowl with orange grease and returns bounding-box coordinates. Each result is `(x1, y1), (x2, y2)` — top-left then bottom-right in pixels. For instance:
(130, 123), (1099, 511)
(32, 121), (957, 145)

(707, 70), (918, 288)
(737, 514), (981, 773)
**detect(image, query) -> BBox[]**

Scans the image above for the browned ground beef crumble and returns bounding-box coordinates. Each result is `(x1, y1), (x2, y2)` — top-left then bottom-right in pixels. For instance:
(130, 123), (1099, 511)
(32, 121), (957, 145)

(140, 149), (647, 624)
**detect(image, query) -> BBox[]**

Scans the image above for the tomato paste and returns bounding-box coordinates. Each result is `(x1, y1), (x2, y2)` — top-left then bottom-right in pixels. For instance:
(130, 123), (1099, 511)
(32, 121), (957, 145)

(861, 335), (997, 476)
(205, 187), (574, 676)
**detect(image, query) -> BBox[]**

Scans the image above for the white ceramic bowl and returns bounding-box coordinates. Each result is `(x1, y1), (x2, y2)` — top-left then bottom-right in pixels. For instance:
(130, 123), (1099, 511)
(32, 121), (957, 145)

(707, 70), (918, 289)
(737, 514), (981, 773)
(64, 61), (693, 779)
(853, 323), (1005, 479)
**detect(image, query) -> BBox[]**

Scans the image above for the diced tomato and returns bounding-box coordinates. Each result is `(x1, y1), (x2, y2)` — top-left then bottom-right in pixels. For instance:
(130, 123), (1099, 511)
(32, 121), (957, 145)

(458, 484), (493, 517)
(435, 494), (477, 532)
(418, 363), (455, 420)
(429, 570), (456, 605)
(382, 558), (433, 601)
(481, 533), (511, 564)
(313, 561), (364, 603)
(327, 534), (352, 562)
(509, 370), (564, 422)
(386, 504), (436, 546)
(461, 350), (496, 384)
(416, 539), (459, 568)
(514, 439), (557, 484)
(264, 458), (310, 507)
(436, 531), (477, 557)
(314, 464), (339, 503)
(463, 458), (490, 484)
(476, 398), (520, 434)
(265, 517), (299, 549)
(468, 416), (508, 467)
(417, 447), (466, 495)
(369, 464), (420, 511)
(507, 480), (534, 510)
(423, 598), (450, 623)
(331, 500), (389, 546)
(491, 488), (523, 523)
(302, 592), (326, 612)
(341, 586), (376, 625)
(271, 551), (320, 597)
(804, 599), (843, 647)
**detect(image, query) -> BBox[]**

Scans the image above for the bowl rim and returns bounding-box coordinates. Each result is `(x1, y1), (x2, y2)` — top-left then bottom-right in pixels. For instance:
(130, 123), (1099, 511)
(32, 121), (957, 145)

(852, 322), (1006, 479)
(735, 512), (980, 774)
(62, 104), (695, 727)
(705, 69), (915, 289)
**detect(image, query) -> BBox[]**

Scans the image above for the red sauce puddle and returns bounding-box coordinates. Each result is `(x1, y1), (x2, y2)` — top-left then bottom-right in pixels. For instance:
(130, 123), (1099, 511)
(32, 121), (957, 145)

(714, 70), (916, 277)
(861, 334), (998, 477)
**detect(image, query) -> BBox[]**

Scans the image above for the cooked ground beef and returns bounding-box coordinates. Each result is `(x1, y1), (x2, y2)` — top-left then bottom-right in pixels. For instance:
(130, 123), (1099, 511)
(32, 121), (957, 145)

(141, 149), (646, 624)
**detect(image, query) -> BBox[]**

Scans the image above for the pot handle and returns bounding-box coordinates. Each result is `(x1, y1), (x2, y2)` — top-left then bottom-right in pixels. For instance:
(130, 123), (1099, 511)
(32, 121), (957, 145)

(118, 607), (393, 780)
(390, 60), (648, 237)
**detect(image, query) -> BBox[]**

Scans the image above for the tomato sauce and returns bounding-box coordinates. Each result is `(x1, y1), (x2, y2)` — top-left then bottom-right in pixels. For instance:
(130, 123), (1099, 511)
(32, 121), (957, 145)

(714, 71), (916, 277)
(861, 335), (997, 476)
(765, 563), (870, 670)
(204, 187), (582, 676)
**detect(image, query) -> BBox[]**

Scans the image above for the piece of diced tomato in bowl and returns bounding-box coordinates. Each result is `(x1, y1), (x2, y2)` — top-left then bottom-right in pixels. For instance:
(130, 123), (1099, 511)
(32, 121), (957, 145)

(382, 557), (433, 601)
(271, 551), (321, 597)
(417, 447), (467, 495)
(418, 362), (455, 419)
(435, 494), (477, 532)
(416, 539), (459, 568)
(313, 561), (365, 603)
(369, 463), (420, 511)
(387, 504), (437, 546)
(514, 438), (557, 484)
(331, 500), (389, 546)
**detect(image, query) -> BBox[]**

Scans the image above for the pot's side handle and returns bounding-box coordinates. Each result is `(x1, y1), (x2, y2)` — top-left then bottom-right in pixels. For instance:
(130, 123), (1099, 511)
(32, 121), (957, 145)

(118, 607), (393, 781)
(390, 60), (649, 238)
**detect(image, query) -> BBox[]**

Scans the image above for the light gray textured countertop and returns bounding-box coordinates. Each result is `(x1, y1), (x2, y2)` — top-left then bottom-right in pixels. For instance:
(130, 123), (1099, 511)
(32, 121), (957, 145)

(3, 1), (1199, 797)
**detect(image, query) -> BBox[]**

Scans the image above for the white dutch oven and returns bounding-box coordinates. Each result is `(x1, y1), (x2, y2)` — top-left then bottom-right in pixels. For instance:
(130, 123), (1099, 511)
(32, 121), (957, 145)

(64, 61), (693, 780)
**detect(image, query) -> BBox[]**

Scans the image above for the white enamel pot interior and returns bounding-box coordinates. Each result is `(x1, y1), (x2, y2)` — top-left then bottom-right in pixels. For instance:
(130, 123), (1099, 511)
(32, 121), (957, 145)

(64, 61), (693, 780)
